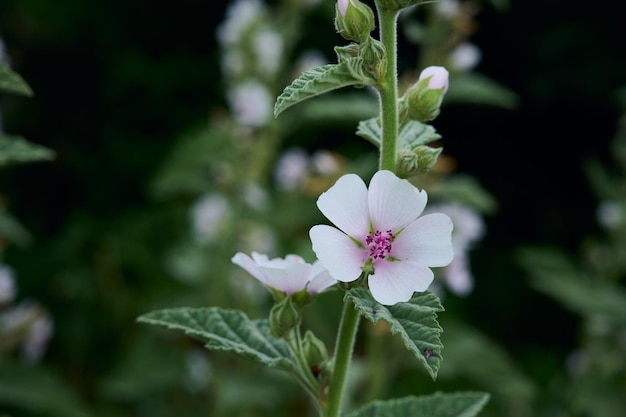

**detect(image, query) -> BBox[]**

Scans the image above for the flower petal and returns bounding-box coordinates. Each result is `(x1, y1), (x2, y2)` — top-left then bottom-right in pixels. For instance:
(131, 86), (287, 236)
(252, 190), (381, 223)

(368, 170), (428, 232)
(259, 263), (311, 295)
(307, 261), (337, 294)
(392, 213), (454, 267)
(368, 260), (434, 305)
(232, 252), (267, 283)
(309, 225), (366, 282)
(316, 173), (370, 239)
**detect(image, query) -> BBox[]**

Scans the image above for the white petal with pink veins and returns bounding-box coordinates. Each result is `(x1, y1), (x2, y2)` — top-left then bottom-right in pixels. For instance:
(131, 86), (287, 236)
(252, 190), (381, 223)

(393, 213), (454, 267)
(368, 260), (434, 305)
(310, 225), (366, 282)
(316, 173), (370, 239)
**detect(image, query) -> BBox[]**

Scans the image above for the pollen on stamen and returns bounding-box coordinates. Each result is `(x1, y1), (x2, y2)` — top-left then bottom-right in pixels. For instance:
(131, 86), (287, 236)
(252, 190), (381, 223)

(366, 229), (394, 259)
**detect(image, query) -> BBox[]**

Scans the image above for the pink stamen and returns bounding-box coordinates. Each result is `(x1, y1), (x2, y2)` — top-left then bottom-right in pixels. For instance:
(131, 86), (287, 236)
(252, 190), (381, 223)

(366, 230), (394, 259)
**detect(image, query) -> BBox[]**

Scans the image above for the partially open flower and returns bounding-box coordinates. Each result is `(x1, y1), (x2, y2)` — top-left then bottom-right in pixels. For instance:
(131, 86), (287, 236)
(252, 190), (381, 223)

(309, 170), (454, 305)
(231, 252), (337, 299)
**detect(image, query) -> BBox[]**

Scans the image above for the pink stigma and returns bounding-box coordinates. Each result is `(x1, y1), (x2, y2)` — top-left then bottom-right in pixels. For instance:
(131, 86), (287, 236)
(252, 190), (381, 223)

(366, 230), (394, 259)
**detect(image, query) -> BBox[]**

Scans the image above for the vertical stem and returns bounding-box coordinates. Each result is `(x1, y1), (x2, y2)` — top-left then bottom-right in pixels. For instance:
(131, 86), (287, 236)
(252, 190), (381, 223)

(325, 299), (361, 417)
(376, 5), (400, 172)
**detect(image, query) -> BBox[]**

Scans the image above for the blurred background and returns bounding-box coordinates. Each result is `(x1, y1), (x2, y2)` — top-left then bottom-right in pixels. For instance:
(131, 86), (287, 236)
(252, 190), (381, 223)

(1, 0), (625, 416)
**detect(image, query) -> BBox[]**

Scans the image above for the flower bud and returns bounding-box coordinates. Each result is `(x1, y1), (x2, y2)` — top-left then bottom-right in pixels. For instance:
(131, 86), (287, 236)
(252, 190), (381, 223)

(269, 297), (301, 338)
(302, 330), (328, 370)
(397, 145), (442, 177)
(406, 66), (449, 122)
(334, 0), (375, 43)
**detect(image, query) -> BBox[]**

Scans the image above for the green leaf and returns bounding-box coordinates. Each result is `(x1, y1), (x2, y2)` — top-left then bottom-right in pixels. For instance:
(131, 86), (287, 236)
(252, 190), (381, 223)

(0, 63), (33, 97)
(446, 72), (518, 109)
(428, 174), (499, 215)
(345, 391), (490, 417)
(345, 287), (444, 380)
(274, 60), (369, 117)
(0, 134), (56, 167)
(137, 307), (298, 371)
(356, 117), (382, 147)
(398, 120), (441, 150)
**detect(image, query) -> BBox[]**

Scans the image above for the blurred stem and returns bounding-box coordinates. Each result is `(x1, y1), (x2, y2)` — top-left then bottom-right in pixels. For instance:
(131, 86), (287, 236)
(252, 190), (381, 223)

(363, 322), (389, 402)
(288, 328), (322, 414)
(324, 299), (361, 417)
(375, 4), (400, 172)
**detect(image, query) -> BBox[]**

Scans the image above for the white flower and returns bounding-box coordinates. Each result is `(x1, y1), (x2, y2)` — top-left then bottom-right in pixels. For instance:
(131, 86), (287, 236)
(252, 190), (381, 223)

(309, 170), (454, 305)
(597, 200), (622, 230)
(190, 193), (230, 242)
(435, 0), (460, 17)
(0, 264), (16, 304)
(254, 28), (284, 77)
(227, 80), (273, 128)
(231, 252), (337, 296)
(216, 0), (264, 46)
(275, 147), (310, 191)
(450, 42), (482, 71)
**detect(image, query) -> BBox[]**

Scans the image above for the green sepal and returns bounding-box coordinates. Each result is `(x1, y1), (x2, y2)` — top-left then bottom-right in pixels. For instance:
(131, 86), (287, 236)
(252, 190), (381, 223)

(345, 287), (444, 380)
(274, 59), (373, 117)
(345, 391), (490, 417)
(269, 297), (301, 338)
(0, 63), (33, 97)
(137, 307), (297, 372)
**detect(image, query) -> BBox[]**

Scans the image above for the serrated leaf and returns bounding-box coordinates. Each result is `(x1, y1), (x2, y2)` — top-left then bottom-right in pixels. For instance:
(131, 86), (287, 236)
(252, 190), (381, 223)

(356, 117), (382, 147)
(345, 391), (490, 417)
(398, 120), (441, 150)
(0, 134), (55, 167)
(345, 287), (444, 380)
(137, 307), (297, 371)
(274, 60), (369, 117)
(0, 63), (33, 97)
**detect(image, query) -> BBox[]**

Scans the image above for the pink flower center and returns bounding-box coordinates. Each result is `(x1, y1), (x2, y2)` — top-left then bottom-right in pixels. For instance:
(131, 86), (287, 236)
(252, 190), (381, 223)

(366, 229), (394, 259)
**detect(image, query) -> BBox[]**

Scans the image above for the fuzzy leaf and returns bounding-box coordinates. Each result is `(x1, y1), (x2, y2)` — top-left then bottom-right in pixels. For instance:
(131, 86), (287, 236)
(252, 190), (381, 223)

(356, 117), (382, 147)
(0, 134), (55, 167)
(274, 60), (368, 117)
(345, 391), (490, 417)
(345, 287), (444, 379)
(0, 63), (33, 96)
(398, 120), (441, 149)
(137, 307), (297, 371)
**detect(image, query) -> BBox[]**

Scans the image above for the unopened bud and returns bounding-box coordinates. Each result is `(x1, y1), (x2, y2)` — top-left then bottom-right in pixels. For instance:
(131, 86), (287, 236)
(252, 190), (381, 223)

(397, 146), (442, 177)
(406, 66), (449, 122)
(302, 330), (328, 369)
(334, 0), (375, 43)
(269, 297), (301, 338)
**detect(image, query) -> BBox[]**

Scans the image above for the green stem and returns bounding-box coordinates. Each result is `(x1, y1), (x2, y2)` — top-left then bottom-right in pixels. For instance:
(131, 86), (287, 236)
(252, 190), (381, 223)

(325, 299), (361, 417)
(376, 5), (400, 172)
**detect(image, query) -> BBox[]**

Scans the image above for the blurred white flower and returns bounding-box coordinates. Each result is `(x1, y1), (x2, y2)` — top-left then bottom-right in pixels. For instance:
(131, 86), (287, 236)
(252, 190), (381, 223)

(190, 193), (230, 242)
(450, 42), (482, 71)
(425, 204), (485, 296)
(311, 150), (340, 175)
(227, 80), (273, 128)
(275, 147), (310, 191)
(435, 0), (460, 17)
(294, 50), (328, 76)
(597, 200), (622, 230)
(0, 300), (53, 363)
(185, 348), (212, 393)
(242, 182), (269, 210)
(254, 28), (284, 77)
(22, 313), (53, 363)
(216, 0), (264, 46)
(240, 223), (276, 256)
(0, 264), (16, 304)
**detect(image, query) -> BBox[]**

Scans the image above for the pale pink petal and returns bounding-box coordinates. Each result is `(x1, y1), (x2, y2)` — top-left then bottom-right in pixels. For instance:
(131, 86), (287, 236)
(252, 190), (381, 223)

(392, 213), (454, 267)
(232, 252), (267, 283)
(259, 263), (311, 295)
(368, 260), (434, 305)
(368, 170), (428, 232)
(309, 225), (366, 283)
(307, 261), (337, 294)
(316, 174), (370, 238)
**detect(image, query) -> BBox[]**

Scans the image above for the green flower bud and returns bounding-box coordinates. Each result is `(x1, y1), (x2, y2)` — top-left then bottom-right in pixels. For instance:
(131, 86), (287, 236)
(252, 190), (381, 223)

(269, 297), (301, 338)
(406, 66), (449, 122)
(334, 0), (375, 43)
(302, 330), (328, 370)
(360, 37), (386, 82)
(397, 145), (442, 177)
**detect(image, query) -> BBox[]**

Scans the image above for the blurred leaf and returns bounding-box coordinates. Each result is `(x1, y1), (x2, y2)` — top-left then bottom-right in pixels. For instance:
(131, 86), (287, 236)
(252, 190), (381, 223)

(0, 63), (33, 97)
(518, 246), (626, 322)
(356, 117), (382, 147)
(345, 391), (490, 417)
(274, 60), (369, 117)
(446, 72), (519, 110)
(429, 174), (498, 214)
(298, 93), (379, 124)
(0, 209), (32, 246)
(137, 307), (298, 372)
(0, 133), (55, 167)
(346, 288), (444, 380)
(0, 359), (91, 417)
